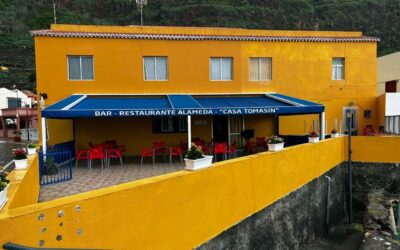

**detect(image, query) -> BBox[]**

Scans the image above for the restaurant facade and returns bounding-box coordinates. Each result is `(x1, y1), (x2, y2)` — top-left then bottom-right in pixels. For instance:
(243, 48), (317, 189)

(32, 24), (378, 155)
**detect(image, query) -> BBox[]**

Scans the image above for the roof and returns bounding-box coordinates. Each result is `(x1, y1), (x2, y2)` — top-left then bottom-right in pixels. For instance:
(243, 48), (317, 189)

(41, 93), (324, 119)
(30, 24), (379, 43)
(31, 29), (379, 43)
(21, 90), (36, 97)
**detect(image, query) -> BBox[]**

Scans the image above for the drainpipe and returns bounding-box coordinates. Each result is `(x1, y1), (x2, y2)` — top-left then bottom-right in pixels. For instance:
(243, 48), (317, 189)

(325, 175), (332, 233)
(347, 111), (353, 225)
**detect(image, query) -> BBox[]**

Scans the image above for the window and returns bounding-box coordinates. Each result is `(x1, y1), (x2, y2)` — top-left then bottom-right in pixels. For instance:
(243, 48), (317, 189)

(161, 116), (174, 132)
(152, 116), (187, 133)
(332, 58), (345, 80)
(364, 110), (372, 119)
(210, 57), (233, 81)
(7, 98), (21, 108)
(68, 56), (94, 80)
(249, 57), (272, 81)
(144, 57), (168, 80)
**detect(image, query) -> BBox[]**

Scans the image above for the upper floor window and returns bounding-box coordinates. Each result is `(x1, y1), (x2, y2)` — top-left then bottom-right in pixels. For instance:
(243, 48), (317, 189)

(210, 57), (233, 81)
(332, 58), (345, 80)
(249, 57), (272, 81)
(144, 57), (168, 81)
(68, 56), (94, 80)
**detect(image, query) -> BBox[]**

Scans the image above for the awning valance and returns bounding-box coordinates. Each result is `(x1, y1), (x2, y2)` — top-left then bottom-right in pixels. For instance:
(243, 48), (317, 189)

(41, 93), (324, 119)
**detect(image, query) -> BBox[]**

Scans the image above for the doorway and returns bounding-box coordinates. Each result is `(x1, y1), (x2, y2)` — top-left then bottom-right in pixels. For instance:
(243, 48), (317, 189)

(212, 116), (228, 143)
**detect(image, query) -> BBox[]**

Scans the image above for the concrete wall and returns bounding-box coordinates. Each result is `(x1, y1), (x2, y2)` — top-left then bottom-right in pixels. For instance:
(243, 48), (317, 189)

(0, 137), (344, 249)
(197, 163), (346, 250)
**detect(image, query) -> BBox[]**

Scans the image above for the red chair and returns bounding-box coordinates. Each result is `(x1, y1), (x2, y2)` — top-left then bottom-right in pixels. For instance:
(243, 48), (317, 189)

(169, 146), (183, 164)
(256, 137), (266, 152)
(141, 147), (155, 167)
(88, 148), (106, 171)
(75, 150), (89, 168)
(153, 141), (166, 162)
(228, 141), (237, 159)
(246, 140), (256, 154)
(107, 148), (123, 166)
(214, 142), (228, 161)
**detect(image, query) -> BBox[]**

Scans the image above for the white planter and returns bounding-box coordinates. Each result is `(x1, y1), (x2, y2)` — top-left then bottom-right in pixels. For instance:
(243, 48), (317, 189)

(267, 142), (284, 152)
(14, 159), (28, 170)
(184, 155), (213, 171)
(0, 185), (8, 209)
(331, 133), (339, 138)
(308, 137), (320, 143)
(27, 148), (36, 155)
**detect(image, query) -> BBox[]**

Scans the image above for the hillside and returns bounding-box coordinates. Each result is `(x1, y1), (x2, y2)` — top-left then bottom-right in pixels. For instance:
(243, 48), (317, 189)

(0, 0), (399, 91)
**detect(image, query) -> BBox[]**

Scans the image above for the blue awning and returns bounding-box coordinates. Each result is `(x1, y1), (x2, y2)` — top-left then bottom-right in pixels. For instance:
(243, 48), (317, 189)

(41, 93), (324, 119)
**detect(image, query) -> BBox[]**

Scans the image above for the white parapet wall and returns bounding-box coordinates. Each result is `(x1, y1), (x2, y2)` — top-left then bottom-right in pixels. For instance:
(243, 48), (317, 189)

(384, 93), (400, 134)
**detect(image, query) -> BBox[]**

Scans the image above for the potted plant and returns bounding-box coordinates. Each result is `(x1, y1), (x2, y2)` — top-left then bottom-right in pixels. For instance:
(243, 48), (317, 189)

(266, 136), (284, 152)
(44, 157), (58, 175)
(27, 143), (37, 155)
(13, 148), (28, 169)
(184, 143), (213, 171)
(13, 130), (22, 142)
(0, 171), (10, 209)
(331, 129), (339, 138)
(308, 131), (320, 143)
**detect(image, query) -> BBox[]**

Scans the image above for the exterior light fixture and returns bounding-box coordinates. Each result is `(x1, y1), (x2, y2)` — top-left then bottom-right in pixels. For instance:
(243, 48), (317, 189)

(39, 93), (48, 110)
(0, 66), (8, 72)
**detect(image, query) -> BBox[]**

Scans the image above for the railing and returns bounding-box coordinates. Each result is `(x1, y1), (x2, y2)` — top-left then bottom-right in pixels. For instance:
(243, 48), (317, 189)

(38, 151), (72, 185)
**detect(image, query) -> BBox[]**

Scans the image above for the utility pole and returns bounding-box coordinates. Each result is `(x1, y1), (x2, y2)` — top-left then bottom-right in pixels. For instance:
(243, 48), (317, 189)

(347, 110), (353, 225)
(136, 0), (147, 26)
(53, 0), (57, 24)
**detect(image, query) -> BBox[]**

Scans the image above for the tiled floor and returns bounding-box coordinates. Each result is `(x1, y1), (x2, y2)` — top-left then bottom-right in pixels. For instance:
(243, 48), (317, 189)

(39, 158), (184, 202)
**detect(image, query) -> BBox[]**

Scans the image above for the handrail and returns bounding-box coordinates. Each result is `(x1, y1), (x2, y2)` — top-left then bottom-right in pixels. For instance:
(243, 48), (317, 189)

(3, 242), (102, 250)
(0, 160), (15, 174)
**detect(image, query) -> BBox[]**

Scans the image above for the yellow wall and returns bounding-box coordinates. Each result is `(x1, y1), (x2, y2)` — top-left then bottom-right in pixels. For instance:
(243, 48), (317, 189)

(345, 136), (400, 163)
(0, 138), (345, 249)
(2, 137), (400, 248)
(34, 25), (377, 146)
(1, 155), (39, 211)
(377, 94), (386, 128)
(75, 116), (212, 154)
(245, 115), (275, 137)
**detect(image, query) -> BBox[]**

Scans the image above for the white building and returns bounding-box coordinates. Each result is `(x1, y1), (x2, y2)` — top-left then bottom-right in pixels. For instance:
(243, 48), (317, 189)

(0, 88), (32, 112)
(377, 52), (400, 95)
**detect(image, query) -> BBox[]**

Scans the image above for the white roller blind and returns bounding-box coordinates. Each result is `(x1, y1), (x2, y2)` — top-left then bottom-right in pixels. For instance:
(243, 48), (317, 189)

(144, 57), (168, 80)
(210, 57), (232, 80)
(68, 56), (94, 80)
(68, 56), (81, 80)
(249, 57), (271, 81)
(81, 56), (94, 80)
(332, 58), (345, 80)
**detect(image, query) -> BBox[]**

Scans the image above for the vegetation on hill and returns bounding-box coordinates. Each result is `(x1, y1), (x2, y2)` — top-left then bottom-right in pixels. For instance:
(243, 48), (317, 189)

(0, 0), (399, 91)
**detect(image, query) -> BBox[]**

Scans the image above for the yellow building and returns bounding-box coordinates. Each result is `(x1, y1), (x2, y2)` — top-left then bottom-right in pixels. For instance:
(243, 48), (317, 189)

(32, 24), (378, 154)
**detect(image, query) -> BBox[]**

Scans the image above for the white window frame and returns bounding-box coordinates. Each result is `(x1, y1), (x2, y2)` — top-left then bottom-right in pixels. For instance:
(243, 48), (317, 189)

(161, 116), (174, 132)
(143, 56), (168, 81)
(332, 57), (345, 80)
(67, 55), (94, 81)
(209, 57), (233, 81)
(249, 57), (272, 81)
(178, 116), (188, 132)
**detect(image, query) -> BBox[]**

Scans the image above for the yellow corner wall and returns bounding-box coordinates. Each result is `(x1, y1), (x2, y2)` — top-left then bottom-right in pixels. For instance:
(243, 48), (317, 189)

(377, 94), (386, 128)
(2, 155), (39, 211)
(34, 26), (377, 146)
(345, 136), (400, 163)
(0, 138), (345, 249)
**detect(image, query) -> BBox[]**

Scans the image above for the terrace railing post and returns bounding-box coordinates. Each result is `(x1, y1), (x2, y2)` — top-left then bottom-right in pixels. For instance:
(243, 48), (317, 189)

(187, 115), (192, 150)
(319, 112), (325, 140)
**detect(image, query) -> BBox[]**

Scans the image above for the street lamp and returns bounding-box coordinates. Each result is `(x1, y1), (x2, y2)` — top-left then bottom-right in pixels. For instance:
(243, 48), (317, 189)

(346, 110), (353, 225)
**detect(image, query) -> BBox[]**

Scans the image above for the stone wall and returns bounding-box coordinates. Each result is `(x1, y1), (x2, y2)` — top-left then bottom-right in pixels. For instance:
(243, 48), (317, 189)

(197, 163), (347, 250)
(352, 162), (400, 222)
